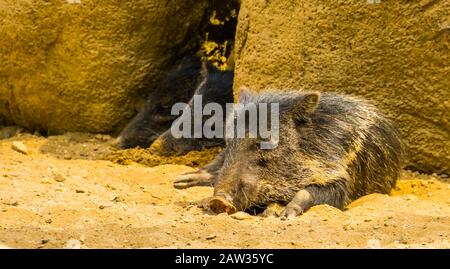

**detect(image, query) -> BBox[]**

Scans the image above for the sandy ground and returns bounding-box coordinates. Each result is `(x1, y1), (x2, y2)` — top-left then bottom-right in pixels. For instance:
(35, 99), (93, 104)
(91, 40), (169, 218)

(0, 131), (449, 249)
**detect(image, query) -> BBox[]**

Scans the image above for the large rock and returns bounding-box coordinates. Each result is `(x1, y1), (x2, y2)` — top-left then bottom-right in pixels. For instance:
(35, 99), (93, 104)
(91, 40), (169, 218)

(234, 0), (450, 173)
(0, 0), (207, 133)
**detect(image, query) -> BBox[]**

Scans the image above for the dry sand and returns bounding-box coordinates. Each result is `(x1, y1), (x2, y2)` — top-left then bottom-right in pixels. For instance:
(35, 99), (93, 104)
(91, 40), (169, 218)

(0, 132), (448, 249)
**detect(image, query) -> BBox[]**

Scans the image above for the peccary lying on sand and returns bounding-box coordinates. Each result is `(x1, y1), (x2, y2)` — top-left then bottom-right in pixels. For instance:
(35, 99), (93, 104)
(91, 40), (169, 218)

(174, 90), (404, 217)
(115, 55), (203, 149)
(154, 62), (234, 154)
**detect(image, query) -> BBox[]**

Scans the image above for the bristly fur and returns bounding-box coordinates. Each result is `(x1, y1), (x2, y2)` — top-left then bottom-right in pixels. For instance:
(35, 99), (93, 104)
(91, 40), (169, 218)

(214, 90), (404, 211)
(157, 63), (234, 154)
(117, 55), (202, 149)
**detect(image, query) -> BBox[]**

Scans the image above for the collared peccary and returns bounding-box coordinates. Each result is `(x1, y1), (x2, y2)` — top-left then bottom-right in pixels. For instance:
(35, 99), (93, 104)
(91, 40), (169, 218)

(154, 62), (234, 154)
(174, 89), (404, 218)
(115, 55), (203, 149)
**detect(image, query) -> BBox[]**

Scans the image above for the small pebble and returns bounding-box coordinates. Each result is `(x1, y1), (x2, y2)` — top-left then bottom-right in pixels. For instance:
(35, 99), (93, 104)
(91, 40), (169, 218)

(65, 239), (82, 249)
(41, 239), (50, 244)
(367, 238), (382, 249)
(206, 235), (217, 240)
(230, 211), (252, 220)
(94, 134), (110, 141)
(53, 173), (68, 183)
(11, 141), (28, 155)
(112, 196), (124, 203)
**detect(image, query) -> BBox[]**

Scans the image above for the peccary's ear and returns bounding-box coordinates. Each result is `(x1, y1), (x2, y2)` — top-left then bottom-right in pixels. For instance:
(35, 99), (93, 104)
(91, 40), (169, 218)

(291, 92), (320, 119)
(237, 87), (257, 103)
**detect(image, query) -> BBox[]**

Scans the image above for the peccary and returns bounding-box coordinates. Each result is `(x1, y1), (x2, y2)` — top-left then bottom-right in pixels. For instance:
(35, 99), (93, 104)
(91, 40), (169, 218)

(154, 62), (234, 154)
(174, 90), (404, 218)
(115, 55), (203, 149)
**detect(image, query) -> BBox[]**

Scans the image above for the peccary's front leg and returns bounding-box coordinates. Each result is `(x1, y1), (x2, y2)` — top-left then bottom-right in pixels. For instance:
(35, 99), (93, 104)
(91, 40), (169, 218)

(281, 180), (348, 218)
(173, 151), (225, 189)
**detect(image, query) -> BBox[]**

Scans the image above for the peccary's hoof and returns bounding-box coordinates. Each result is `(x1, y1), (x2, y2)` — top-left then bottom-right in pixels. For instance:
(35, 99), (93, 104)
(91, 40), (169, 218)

(261, 203), (285, 218)
(148, 138), (168, 154)
(280, 204), (304, 219)
(173, 170), (213, 189)
(209, 196), (237, 214)
(173, 175), (197, 189)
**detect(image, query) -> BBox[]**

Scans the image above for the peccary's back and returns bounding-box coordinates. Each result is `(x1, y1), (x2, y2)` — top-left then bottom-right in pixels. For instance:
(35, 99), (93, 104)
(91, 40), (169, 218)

(308, 93), (404, 201)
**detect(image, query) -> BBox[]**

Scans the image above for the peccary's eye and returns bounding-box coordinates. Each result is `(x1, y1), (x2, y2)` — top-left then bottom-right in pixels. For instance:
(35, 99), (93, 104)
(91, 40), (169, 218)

(249, 143), (260, 151)
(155, 104), (171, 115)
(161, 103), (171, 109)
(152, 114), (176, 122)
(294, 116), (311, 125)
(256, 158), (267, 167)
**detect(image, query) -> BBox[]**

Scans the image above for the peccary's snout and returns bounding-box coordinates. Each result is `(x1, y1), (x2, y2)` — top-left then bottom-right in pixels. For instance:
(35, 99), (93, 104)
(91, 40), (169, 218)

(210, 171), (260, 214)
(150, 135), (181, 155)
(209, 192), (237, 214)
(113, 131), (158, 149)
(111, 136), (122, 148)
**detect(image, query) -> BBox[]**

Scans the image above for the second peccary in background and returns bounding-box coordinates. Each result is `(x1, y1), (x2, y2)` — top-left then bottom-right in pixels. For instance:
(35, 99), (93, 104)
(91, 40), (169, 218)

(154, 62), (234, 154)
(174, 90), (404, 218)
(115, 55), (203, 149)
